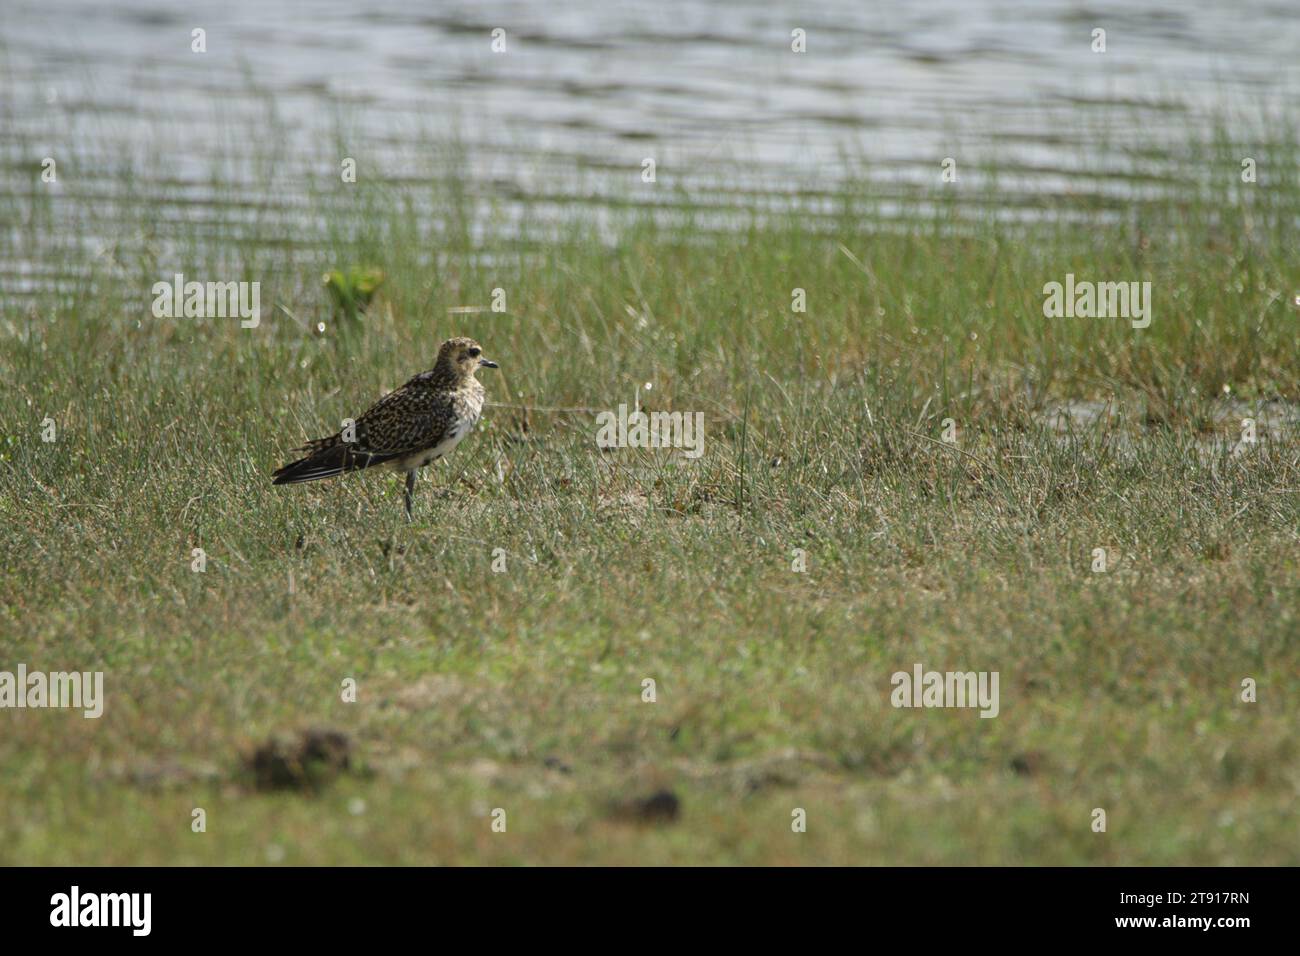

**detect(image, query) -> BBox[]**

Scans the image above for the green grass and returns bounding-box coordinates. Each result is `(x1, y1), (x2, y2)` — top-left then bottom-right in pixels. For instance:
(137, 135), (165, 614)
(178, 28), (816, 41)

(1, 119), (1298, 865)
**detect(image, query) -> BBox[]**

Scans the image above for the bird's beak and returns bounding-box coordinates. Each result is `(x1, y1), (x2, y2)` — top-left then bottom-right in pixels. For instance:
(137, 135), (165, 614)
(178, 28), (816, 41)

(478, 358), (499, 368)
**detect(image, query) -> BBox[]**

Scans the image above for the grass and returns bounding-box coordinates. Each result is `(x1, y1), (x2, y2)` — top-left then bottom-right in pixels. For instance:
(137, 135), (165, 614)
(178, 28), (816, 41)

(1, 117), (1298, 865)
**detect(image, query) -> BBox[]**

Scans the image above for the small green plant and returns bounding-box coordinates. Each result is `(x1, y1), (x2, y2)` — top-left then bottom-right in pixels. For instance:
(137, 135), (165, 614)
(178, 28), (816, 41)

(323, 266), (385, 322)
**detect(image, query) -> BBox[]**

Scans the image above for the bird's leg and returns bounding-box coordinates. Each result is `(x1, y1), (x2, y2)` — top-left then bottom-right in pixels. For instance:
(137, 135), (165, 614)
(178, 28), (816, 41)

(404, 470), (416, 522)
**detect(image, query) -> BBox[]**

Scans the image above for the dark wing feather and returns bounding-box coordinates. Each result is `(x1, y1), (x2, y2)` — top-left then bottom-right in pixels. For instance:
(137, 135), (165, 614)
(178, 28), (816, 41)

(271, 445), (400, 484)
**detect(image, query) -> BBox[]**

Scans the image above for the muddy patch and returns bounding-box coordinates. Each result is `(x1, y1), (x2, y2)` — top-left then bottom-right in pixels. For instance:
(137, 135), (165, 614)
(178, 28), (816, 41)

(244, 726), (355, 792)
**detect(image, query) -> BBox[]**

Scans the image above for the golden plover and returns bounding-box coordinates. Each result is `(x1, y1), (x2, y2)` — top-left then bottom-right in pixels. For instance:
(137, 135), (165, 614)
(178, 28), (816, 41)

(272, 336), (497, 519)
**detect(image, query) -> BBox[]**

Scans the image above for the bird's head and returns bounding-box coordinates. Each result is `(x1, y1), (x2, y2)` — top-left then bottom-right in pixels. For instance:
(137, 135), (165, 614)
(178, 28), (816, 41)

(436, 336), (498, 381)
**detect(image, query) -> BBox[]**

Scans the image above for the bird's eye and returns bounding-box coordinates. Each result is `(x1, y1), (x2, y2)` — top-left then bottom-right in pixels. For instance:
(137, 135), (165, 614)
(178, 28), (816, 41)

(467, 347), (481, 358)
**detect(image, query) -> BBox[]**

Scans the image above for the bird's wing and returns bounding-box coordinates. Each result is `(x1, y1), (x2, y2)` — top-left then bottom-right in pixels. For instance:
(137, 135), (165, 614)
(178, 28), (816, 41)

(349, 379), (458, 454)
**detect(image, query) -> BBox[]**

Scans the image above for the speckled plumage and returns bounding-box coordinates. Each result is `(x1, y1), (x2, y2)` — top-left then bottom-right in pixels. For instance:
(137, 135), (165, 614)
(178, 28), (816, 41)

(272, 336), (497, 518)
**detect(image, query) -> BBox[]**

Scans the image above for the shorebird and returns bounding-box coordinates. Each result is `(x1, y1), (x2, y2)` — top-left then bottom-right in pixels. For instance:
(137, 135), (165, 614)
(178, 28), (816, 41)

(272, 336), (497, 520)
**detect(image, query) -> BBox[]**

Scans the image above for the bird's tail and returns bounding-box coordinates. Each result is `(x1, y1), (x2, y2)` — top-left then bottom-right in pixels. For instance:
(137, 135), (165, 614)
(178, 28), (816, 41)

(271, 439), (399, 484)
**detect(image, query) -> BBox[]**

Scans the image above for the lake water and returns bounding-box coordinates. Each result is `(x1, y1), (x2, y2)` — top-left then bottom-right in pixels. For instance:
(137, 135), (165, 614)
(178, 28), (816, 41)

(2, 0), (1298, 300)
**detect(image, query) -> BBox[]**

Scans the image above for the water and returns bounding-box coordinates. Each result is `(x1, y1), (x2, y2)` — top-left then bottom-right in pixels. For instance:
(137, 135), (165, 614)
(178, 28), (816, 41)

(2, 0), (1298, 300)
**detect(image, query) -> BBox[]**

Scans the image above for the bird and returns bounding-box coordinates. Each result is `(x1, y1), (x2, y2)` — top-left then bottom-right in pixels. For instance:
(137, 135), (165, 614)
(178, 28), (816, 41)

(272, 336), (498, 520)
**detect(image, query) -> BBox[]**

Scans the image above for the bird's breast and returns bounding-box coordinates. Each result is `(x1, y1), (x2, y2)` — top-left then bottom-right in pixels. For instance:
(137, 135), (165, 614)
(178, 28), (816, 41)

(393, 403), (481, 472)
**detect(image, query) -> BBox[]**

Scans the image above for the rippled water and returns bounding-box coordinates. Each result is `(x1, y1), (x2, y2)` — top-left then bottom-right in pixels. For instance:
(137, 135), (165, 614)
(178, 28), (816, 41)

(2, 0), (1298, 300)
